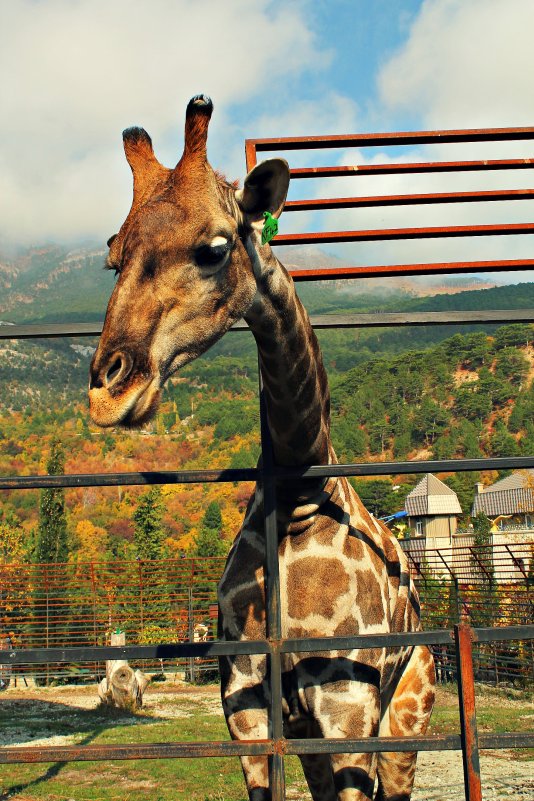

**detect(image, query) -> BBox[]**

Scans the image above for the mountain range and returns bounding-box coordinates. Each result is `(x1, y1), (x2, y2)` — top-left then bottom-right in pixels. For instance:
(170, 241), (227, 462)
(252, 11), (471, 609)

(0, 243), (499, 325)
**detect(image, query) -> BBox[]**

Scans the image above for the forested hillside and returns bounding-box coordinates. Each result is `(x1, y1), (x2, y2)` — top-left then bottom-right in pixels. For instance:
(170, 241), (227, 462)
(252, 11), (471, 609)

(1, 243), (533, 565)
(1, 319), (533, 568)
(2, 280), (534, 408)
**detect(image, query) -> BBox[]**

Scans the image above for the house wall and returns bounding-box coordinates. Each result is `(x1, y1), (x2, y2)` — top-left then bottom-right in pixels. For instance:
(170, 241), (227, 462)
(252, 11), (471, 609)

(491, 533), (534, 582)
(409, 515), (457, 546)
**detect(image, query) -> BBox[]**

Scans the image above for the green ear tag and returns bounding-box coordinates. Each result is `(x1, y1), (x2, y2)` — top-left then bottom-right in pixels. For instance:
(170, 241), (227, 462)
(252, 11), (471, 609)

(261, 211), (279, 245)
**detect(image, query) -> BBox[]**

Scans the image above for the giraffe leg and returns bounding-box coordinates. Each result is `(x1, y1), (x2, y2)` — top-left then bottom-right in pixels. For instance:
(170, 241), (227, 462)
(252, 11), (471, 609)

(220, 655), (272, 801)
(330, 752), (377, 801)
(299, 753), (336, 801)
(238, 755), (271, 801)
(375, 646), (435, 801)
(312, 682), (381, 801)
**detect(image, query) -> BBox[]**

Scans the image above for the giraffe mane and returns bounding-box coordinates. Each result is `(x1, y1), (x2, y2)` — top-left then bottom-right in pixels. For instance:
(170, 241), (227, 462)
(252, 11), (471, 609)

(214, 169), (240, 189)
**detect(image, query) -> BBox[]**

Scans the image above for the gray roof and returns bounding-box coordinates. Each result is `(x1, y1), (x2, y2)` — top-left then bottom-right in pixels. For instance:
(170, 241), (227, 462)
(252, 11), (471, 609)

(405, 473), (462, 517)
(472, 469), (534, 517)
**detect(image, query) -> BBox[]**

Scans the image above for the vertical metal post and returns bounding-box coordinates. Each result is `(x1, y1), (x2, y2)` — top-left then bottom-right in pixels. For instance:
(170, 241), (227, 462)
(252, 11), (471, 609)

(45, 566), (50, 686)
(90, 562), (98, 644)
(138, 561), (144, 636)
(259, 369), (285, 801)
(455, 577), (461, 624)
(90, 562), (98, 678)
(454, 624), (482, 801)
(245, 140), (259, 173)
(188, 585), (195, 683)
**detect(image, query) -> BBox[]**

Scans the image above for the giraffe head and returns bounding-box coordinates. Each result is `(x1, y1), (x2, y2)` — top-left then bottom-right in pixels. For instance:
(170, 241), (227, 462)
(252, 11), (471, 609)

(89, 95), (289, 427)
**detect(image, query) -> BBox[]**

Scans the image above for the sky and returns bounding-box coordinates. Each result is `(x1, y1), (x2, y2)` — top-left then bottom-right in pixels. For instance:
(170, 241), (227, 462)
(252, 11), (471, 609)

(1, 0), (534, 281)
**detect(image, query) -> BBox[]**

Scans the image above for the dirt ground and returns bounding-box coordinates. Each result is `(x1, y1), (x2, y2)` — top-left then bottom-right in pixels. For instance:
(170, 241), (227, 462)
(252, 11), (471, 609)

(1, 682), (532, 800)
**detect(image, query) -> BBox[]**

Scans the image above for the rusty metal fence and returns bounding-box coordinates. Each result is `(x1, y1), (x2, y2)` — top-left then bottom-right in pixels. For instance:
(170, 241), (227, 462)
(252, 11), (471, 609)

(2, 125), (534, 800)
(0, 557), (224, 684)
(1, 543), (532, 687)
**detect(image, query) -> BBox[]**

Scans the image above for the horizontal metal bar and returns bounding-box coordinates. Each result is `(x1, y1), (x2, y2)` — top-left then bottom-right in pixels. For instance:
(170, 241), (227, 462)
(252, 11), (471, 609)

(0, 321), (104, 339)
(0, 467), (258, 490)
(289, 259), (534, 281)
(4, 630), (450, 665)
(7, 626), (532, 665)
(289, 159), (534, 179)
(479, 731), (534, 749)
(280, 630), (454, 652)
(285, 188), (534, 212)
(310, 309), (534, 328)
(287, 732), (534, 755)
(273, 222), (534, 246)
(274, 455), (534, 480)
(5, 640), (269, 664)
(2, 732), (532, 765)
(0, 739), (275, 764)
(3, 456), (534, 491)
(473, 625), (534, 644)
(5, 308), (534, 341)
(248, 126), (534, 151)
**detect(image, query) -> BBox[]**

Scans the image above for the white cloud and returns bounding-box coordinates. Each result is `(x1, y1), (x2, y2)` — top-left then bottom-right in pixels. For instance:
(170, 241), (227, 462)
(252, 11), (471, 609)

(295, 1), (534, 282)
(378, 0), (534, 128)
(0, 0), (326, 244)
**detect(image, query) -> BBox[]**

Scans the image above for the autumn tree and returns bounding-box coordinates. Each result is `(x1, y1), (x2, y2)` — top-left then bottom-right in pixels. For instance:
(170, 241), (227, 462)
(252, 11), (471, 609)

(0, 509), (27, 563)
(72, 520), (110, 567)
(0, 510), (30, 636)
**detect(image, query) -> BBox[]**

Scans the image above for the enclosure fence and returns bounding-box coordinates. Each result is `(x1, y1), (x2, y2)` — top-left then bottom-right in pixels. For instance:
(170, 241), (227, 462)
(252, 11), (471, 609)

(2, 125), (534, 801)
(1, 543), (532, 686)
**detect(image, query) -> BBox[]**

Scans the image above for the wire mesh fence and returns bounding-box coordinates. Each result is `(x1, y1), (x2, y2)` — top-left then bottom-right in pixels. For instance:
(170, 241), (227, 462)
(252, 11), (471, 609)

(0, 557), (225, 685)
(400, 538), (534, 689)
(1, 541), (532, 688)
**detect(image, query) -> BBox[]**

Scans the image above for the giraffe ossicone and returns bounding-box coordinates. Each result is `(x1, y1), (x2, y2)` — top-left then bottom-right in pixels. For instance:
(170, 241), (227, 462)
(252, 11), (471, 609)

(89, 96), (435, 801)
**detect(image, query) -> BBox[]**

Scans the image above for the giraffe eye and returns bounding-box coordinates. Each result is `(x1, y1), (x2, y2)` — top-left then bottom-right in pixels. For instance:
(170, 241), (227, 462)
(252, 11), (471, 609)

(195, 237), (232, 269)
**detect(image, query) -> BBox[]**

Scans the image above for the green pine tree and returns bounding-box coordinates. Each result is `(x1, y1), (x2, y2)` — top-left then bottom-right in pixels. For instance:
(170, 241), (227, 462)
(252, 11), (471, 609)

(34, 439), (69, 653)
(470, 512), (498, 627)
(192, 502), (226, 557)
(132, 486), (169, 639)
(133, 486), (165, 561)
(202, 501), (223, 532)
(36, 439), (68, 564)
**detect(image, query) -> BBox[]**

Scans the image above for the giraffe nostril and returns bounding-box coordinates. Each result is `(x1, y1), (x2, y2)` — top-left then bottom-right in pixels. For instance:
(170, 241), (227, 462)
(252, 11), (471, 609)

(103, 353), (132, 389)
(106, 358), (122, 386)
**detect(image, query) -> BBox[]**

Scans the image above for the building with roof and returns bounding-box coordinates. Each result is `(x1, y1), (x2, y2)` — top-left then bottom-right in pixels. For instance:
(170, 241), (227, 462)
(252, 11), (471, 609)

(401, 472), (533, 585)
(472, 471), (534, 579)
(404, 473), (463, 546)
(472, 469), (534, 531)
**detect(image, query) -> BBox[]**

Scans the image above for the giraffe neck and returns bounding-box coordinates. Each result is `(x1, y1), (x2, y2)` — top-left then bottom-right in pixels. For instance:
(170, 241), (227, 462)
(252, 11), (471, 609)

(243, 232), (332, 471)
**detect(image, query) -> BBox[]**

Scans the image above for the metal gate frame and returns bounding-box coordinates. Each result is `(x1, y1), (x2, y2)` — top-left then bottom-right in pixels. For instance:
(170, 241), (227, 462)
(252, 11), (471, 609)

(2, 125), (534, 801)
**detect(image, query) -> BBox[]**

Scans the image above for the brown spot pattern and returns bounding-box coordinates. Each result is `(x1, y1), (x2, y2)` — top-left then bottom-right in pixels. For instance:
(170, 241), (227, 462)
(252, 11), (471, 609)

(287, 557), (349, 619)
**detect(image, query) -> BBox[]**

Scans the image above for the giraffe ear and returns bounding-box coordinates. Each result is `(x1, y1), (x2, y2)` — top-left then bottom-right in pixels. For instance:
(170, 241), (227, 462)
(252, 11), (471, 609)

(236, 158), (290, 229)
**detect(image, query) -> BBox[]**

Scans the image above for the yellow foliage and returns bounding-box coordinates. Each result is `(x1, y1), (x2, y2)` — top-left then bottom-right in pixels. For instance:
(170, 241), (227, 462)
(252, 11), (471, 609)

(0, 522), (27, 563)
(72, 519), (109, 564)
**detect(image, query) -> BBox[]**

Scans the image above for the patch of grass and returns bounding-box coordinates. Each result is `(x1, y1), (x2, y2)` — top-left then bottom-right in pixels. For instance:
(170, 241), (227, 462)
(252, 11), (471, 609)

(0, 683), (531, 800)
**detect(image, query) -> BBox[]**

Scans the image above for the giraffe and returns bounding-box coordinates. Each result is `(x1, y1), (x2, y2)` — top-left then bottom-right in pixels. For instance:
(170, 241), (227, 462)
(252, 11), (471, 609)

(89, 95), (435, 801)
